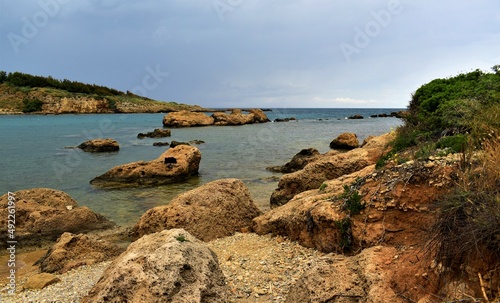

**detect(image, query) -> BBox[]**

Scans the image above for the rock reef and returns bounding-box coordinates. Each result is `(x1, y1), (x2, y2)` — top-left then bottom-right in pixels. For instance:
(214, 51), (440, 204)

(162, 109), (269, 127)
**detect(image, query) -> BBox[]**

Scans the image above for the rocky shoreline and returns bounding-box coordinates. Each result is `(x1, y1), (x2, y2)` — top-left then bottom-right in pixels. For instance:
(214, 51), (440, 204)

(1, 131), (497, 302)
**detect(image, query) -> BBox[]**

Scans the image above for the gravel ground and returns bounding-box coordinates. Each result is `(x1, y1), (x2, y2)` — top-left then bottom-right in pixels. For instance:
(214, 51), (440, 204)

(208, 233), (325, 303)
(1, 233), (324, 303)
(1, 261), (111, 303)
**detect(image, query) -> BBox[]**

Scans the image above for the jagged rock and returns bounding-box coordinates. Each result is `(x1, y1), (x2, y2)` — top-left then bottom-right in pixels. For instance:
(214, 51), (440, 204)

(162, 110), (214, 127)
(266, 148), (321, 173)
(270, 133), (392, 207)
(137, 128), (171, 139)
(90, 145), (201, 187)
(23, 273), (60, 290)
(131, 179), (262, 241)
(286, 246), (403, 303)
(36, 232), (124, 274)
(81, 229), (228, 303)
(329, 132), (359, 150)
(212, 109), (255, 126)
(248, 108), (270, 123)
(0, 189), (115, 246)
(78, 138), (119, 152)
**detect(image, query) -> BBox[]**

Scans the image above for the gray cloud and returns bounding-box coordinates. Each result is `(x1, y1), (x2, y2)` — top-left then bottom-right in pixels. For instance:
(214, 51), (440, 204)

(1, 0), (499, 108)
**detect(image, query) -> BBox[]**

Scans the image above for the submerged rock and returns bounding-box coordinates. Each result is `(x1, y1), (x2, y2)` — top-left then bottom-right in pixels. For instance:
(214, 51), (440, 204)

(137, 128), (171, 139)
(78, 138), (119, 152)
(81, 229), (228, 303)
(0, 188), (115, 246)
(90, 145), (201, 187)
(131, 178), (262, 241)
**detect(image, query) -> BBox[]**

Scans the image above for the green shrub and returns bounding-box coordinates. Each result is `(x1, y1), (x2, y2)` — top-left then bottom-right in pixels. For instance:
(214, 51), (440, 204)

(21, 98), (43, 112)
(340, 185), (364, 215)
(436, 134), (468, 153)
(334, 218), (352, 252)
(318, 183), (327, 192)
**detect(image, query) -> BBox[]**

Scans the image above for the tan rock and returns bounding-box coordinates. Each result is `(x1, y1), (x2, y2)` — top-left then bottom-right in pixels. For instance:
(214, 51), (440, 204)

(162, 110), (214, 127)
(248, 108), (270, 123)
(329, 132), (360, 150)
(23, 273), (60, 290)
(212, 109), (255, 125)
(90, 145), (201, 187)
(78, 138), (119, 152)
(286, 246), (403, 303)
(37, 232), (124, 274)
(266, 148), (321, 173)
(81, 229), (228, 303)
(131, 178), (262, 241)
(0, 189), (115, 246)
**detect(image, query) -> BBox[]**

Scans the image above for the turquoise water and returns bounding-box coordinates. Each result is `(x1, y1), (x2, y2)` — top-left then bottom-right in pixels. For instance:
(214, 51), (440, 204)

(0, 108), (403, 226)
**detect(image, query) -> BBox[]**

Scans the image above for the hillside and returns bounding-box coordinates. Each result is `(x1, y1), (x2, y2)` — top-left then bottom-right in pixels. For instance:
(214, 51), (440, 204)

(0, 71), (206, 114)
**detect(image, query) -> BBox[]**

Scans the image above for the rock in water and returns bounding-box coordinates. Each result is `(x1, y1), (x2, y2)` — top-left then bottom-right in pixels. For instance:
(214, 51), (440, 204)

(78, 138), (119, 152)
(329, 132), (359, 150)
(137, 128), (171, 139)
(90, 145), (201, 187)
(162, 110), (215, 127)
(0, 189), (115, 246)
(131, 178), (262, 241)
(266, 148), (321, 173)
(81, 229), (228, 303)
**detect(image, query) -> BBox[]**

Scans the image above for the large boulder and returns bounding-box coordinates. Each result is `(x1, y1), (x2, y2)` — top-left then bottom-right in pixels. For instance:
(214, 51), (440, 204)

(286, 246), (403, 303)
(162, 110), (214, 127)
(0, 189), (115, 246)
(131, 179), (262, 241)
(90, 145), (201, 187)
(36, 232), (124, 274)
(329, 132), (359, 150)
(211, 109), (255, 126)
(81, 229), (228, 303)
(248, 108), (270, 123)
(270, 132), (393, 207)
(266, 148), (321, 173)
(78, 138), (119, 152)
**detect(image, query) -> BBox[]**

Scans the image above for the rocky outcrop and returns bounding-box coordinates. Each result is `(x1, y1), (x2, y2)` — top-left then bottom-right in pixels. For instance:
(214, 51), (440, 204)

(286, 246), (402, 303)
(329, 132), (359, 150)
(137, 128), (171, 139)
(255, 155), (458, 253)
(170, 140), (190, 148)
(90, 145), (201, 187)
(162, 110), (215, 127)
(131, 179), (262, 241)
(81, 229), (228, 303)
(78, 138), (119, 152)
(0, 189), (115, 246)
(36, 232), (124, 274)
(266, 148), (321, 173)
(162, 109), (269, 127)
(270, 132), (393, 207)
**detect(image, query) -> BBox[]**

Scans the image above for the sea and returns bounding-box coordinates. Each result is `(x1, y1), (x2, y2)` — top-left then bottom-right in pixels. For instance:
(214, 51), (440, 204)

(0, 108), (403, 226)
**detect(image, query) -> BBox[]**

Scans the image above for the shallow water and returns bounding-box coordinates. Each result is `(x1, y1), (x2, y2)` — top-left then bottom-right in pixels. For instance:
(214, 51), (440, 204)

(0, 108), (403, 226)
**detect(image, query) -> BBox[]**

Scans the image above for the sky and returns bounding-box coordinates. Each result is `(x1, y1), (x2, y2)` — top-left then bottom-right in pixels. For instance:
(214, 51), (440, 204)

(0, 1), (499, 108)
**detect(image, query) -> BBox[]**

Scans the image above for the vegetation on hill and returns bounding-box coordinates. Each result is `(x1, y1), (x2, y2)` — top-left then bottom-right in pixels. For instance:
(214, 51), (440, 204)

(0, 71), (204, 113)
(386, 66), (500, 291)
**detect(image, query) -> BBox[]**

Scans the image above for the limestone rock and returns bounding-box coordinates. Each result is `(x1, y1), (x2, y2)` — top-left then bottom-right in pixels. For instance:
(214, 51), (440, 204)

(248, 108), (270, 123)
(211, 109), (255, 126)
(131, 179), (262, 241)
(81, 229), (228, 303)
(162, 110), (214, 127)
(266, 148), (321, 173)
(23, 273), (61, 290)
(78, 138), (119, 152)
(37, 232), (124, 274)
(286, 246), (403, 303)
(329, 132), (359, 150)
(270, 132), (393, 207)
(90, 145), (201, 187)
(0, 189), (115, 246)
(137, 128), (171, 139)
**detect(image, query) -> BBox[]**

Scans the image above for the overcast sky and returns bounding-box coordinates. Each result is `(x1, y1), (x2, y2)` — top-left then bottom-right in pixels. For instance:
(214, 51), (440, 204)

(1, 1), (499, 108)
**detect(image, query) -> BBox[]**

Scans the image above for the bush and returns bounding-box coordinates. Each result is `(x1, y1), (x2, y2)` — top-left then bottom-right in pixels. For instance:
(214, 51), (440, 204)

(339, 185), (364, 215)
(22, 98), (43, 112)
(436, 134), (468, 153)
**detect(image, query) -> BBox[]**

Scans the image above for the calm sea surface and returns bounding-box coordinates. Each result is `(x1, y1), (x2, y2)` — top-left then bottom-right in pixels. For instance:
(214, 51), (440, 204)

(0, 108), (403, 226)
